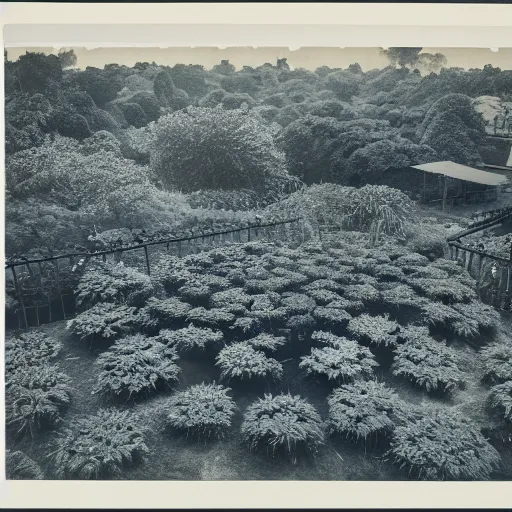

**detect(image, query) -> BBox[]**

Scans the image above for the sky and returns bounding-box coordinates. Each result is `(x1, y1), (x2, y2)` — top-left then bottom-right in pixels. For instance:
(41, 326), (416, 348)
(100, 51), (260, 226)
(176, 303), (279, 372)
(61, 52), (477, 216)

(6, 46), (512, 72)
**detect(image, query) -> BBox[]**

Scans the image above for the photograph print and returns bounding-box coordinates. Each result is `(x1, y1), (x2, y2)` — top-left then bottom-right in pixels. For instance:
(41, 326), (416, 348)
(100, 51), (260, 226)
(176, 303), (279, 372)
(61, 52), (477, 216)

(4, 43), (512, 482)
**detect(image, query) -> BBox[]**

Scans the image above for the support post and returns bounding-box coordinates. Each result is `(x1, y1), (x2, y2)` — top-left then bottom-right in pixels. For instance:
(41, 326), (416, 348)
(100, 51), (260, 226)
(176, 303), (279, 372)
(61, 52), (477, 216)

(423, 171), (426, 202)
(442, 176), (449, 211)
(144, 245), (151, 276)
(247, 227), (251, 242)
(11, 266), (28, 329)
(53, 260), (67, 320)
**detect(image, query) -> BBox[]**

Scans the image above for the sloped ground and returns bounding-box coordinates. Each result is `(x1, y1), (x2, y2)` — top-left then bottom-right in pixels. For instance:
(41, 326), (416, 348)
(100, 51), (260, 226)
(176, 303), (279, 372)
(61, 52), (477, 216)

(7, 310), (512, 481)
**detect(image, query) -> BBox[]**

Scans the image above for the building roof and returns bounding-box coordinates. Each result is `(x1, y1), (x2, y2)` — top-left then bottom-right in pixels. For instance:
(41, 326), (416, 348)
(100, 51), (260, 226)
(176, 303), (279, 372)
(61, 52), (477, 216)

(411, 160), (508, 186)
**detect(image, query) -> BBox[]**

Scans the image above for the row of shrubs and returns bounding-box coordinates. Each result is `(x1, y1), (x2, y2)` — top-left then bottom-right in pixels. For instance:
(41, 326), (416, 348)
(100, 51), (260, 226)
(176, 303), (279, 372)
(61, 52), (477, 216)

(43, 381), (501, 480)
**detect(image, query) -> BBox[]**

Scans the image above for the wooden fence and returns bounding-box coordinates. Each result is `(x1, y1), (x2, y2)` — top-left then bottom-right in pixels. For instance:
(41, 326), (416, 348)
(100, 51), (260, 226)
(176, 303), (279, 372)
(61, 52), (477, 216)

(446, 206), (512, 309)
(5, 217), (302, 330)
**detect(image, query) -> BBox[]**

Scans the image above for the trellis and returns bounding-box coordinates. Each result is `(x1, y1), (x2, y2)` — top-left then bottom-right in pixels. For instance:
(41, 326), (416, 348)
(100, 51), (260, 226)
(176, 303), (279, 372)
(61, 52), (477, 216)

(5, 217), (302, 329)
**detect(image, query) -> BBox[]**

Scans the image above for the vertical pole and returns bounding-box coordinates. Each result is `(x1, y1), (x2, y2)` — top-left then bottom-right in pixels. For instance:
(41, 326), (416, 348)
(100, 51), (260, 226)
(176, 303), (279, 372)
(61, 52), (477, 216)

(247, 227), (251, 242)
(468, 252), (474, 273)
(11, 266), (28, 329)
(423, 171), (426, 202)
(39, 262), (51, 323)
(53, 260), (67, 320)
(442, 176), (448, 211)
(178, 241), (182, 258)
(144, 245), (151, 276)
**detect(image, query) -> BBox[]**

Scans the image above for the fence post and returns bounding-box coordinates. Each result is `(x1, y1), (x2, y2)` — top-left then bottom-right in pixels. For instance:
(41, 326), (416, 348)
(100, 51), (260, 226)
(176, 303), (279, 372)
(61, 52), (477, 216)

(247, 226), (251, 242)
(468, 252), (474, 273)
(144, 245), (151, 276)
(11, 266), (28, 329)
(178, 241), (182, 258)
(53, 260), (67, 320)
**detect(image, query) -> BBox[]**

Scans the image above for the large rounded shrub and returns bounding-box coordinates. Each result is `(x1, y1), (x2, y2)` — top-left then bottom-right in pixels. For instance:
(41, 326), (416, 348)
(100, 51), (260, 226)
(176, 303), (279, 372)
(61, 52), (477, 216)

(241, 393), (324, 463)
(146, 107), (295, 194)
(165, 382), (237, 439)
(386, 410), (501, 480)
(51, 408), (148, 479)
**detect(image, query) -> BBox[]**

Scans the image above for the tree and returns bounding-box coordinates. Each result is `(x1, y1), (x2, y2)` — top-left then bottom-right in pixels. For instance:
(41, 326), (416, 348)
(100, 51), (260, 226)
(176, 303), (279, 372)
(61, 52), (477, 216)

(140, 107), (295, 195)
(74, 66), (124, 107)
(381, 47), (423, 68)
(15, 52), (63, 94)
(212, 59), (235, 75)
(58, 49), (77, 69)
(324, 71), (361, 101)
(416, 53), (447, 74)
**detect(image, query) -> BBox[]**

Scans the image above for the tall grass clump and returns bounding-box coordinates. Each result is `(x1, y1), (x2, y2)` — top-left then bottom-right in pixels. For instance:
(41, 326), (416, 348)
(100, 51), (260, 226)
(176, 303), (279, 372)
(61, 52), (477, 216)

(240, 393), (325, 463)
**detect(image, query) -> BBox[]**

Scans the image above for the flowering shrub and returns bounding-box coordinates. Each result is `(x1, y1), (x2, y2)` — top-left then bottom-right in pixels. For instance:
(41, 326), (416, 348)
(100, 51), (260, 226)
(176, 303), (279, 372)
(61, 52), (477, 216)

(165, 383), (237, 439)
(6, 364), (72, 437)
(6, 450), (44, 480)
(391, 334), (464, 394)
(347, 314), (400, 347)
(386, 410), (501, 480)
(94, 335), (180, 399)
(5, 331), (62, 373)
(240, 393), (324, 463)
(51, 409), (148, 479)
(215, 342), (283, 382)
(75, 262), (154, 309)
(481, 342), (512, 384)
(66, 303), (139, 342)
(327, 380), (404, 440)
(157, 324), (224, 354)
(489, 382), (512, 423)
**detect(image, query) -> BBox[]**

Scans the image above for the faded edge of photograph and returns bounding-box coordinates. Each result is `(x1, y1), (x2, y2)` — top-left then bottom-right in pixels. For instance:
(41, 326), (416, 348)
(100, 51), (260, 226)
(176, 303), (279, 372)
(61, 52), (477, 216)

(3, 43), (512, 483)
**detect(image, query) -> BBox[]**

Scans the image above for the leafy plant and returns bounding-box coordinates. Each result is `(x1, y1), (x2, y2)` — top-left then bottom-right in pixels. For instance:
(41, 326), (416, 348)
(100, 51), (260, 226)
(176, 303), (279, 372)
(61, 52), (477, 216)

(94, 334), (180, 399)
(347, 313), (400, 347)
(165, 382), (237, 438)
(75, 261), (154, 309)
(386, 410), (501, 480)
(240, 393), (325, 463)
(66, 303), (139, 342)
(186, 307), (236, 329)
(481, 342), (512, 384)
(215, 342), (283, 382)
(303, 332), (379, 383)
(391, 332), (464, 394)
(157, 324), (224, 354)
(343, 284), (380, 303)
(489, 381), (512, 423)
(5, 331), (62, 373)
(246, 333), (287, 352)
(143, 297), (193, 328)
(327, 380), (405, 440)
(312, 307), (352, 328)
(6, 450), (44, 480)
(305, 289), (341, 306)
(280, 292), (317, 315)
(51, 408), (149, 479)
(6, 364), (72, 437)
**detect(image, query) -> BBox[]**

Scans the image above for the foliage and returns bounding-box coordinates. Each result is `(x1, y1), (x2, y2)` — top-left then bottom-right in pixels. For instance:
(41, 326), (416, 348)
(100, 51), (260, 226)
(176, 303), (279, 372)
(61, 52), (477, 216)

(312, 307), (352, 328)
(141, 107), (296, 195)
(489, 382), (512, 423)
(66, 303), (139, 342)
(75, 262), (154, 309)
(327, 380), (404, 439)
(391, 333), (464, 393)
(157, 324), (224, 354)
(481, 342), (512, 384)
(347, 314), (400, 347)
(6, 364), (72, 437)
(386, 410), (501, 480)
(165, 383), (237, 438)
(51, 408), (148, 479)
(324, 71), (361, 100)
(300, 336), (378, 383)
(186, 307), (236, 329)
(240, 393), (325, 462)
(94, 334), (180, 399)
(245, 333), (287, 352)
(5, 331), (62, 373)
(6, 450), (44, 480)
(215, 342), (283, 381)
(143, 297), (193, 327)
